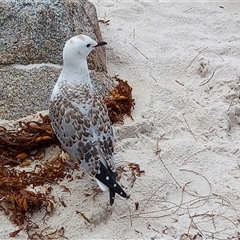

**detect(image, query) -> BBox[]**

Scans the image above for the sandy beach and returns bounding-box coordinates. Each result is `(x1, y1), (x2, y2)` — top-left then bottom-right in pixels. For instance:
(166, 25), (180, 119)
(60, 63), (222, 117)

(1, 1), (240, 239)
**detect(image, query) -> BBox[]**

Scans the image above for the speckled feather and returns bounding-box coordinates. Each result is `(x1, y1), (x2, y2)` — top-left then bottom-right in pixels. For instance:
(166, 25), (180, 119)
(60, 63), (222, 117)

(49, 82), (115, 175)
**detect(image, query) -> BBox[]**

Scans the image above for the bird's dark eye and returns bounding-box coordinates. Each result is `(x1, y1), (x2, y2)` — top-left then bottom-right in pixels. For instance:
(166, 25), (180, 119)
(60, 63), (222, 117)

(86, 44), (91, 48)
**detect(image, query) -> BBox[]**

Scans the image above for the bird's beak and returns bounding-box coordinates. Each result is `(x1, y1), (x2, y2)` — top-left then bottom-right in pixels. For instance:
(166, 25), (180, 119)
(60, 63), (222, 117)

(94, 41), (107, 47)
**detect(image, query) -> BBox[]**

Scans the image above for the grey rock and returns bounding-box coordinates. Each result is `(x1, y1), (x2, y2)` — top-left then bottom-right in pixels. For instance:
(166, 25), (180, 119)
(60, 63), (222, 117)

(0, 65), (113, 120)
(0, 0), (107, 71)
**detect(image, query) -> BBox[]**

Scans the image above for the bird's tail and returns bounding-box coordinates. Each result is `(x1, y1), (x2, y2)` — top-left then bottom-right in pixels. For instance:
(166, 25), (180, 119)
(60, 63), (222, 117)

(95, 161), (129, 205)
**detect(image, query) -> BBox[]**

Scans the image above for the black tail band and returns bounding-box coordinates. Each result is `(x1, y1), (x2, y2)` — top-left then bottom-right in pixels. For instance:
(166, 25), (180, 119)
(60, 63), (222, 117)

(95, 162), (129, 205)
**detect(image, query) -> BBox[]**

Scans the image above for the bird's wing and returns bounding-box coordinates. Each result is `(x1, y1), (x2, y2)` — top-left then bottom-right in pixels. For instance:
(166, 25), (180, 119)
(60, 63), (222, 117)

(49, 92), (115, 175)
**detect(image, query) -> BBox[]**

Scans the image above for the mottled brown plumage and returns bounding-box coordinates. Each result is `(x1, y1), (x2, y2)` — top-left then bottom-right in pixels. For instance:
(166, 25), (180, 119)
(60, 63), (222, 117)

(50, 83), (114, 175)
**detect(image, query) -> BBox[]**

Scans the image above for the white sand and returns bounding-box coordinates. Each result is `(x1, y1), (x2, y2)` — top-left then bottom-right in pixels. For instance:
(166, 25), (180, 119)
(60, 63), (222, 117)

(1, 2), (240, 239)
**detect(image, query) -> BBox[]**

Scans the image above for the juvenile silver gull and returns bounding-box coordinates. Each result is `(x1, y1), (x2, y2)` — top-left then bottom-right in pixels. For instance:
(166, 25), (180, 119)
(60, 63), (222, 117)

(49, 35), (129, 205)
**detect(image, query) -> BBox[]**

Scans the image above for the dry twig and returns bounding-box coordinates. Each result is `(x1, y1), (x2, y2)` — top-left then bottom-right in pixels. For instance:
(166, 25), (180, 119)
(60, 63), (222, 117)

(182, 114), (198, 142)
(129, 43), (149, 59)
(199, 68), (216, 86)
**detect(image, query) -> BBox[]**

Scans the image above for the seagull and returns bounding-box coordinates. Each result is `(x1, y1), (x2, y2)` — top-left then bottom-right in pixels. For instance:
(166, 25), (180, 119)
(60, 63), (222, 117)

(49, 35), (129, 205)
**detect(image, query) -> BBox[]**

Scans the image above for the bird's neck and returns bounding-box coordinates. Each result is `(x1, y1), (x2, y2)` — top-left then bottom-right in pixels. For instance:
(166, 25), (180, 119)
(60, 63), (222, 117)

(60, 58), (93, 89)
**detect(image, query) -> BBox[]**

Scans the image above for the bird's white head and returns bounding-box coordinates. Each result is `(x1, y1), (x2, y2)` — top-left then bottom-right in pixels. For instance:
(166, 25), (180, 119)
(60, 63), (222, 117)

(63, 34), (107, 63)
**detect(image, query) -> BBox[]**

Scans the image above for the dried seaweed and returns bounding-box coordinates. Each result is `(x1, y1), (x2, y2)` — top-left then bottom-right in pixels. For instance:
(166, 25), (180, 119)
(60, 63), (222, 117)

(104, 76), (135, 124)
(25, 226), (66, 240)
(0, 155), (65, 225)
(127, 163), (145, 188)
(0, 114), (58, 165)
(116, 163), (145, 189)
(76, 210), (92, 223)
(128, 163), (145, 177)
